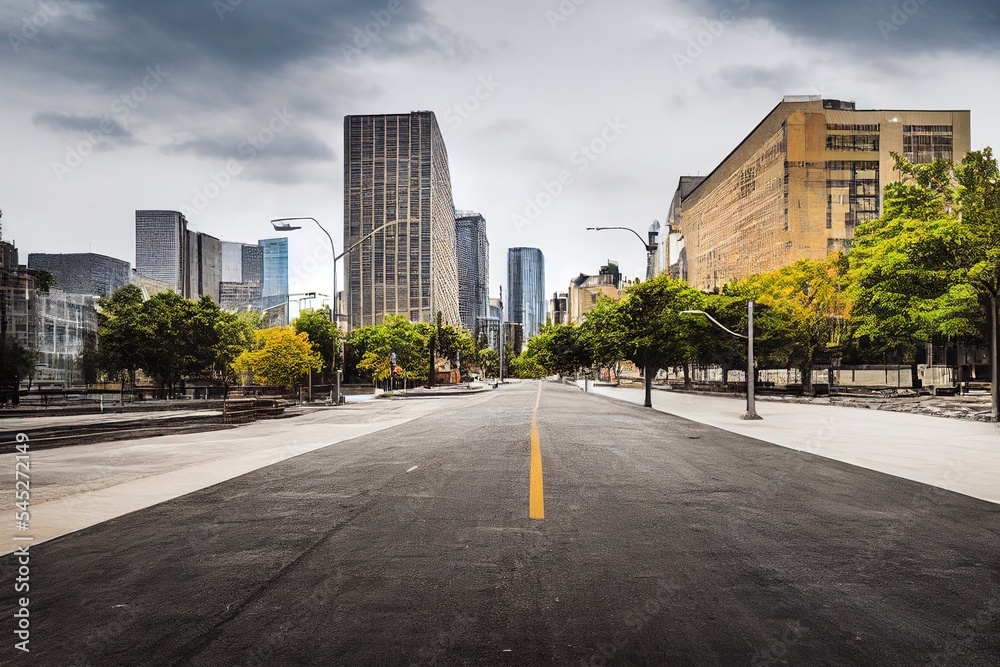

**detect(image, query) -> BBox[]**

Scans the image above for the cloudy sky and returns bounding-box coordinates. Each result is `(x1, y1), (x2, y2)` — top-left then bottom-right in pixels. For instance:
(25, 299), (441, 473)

(2, 0), (998, 310)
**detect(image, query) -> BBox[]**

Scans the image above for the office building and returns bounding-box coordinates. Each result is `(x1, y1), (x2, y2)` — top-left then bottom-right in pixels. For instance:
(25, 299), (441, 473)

(221, 242), (244, 283)
(34, 290), (99, 386)
(343, 111), (460, 329)
(242, 245), (264, 286)
(259, 237), (289, 324)
(26, 253), (130, 298)
(186, 231), (222, 303)
(455, 211), (489, 333)
(135, 210), (189, 296)
(220, 282), (262, 312)
(507, 247), (545, 339)
(674, 96), (971, 291)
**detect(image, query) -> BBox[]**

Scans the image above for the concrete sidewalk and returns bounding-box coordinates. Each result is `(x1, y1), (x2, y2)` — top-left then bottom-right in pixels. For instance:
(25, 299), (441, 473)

(574, 382), (1000, 505)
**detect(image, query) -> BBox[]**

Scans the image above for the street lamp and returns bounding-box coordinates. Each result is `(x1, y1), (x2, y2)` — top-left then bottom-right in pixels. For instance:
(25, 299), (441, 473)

(587, 221), (662, 279)
(680, 300), (762, 421)
(269, 216), (411, 404)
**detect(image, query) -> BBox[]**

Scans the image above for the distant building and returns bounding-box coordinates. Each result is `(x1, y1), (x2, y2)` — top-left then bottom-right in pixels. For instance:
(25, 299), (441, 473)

(186, 231), (222, 303)
(665, 176), (705, 282)
(675, 96), (971, 291)
(135, 210), (189, 296)
(220, 281), (262, 312)
(259, 237), (289, 324)
(242, 244), (264, 285)
(27, 253), (130, 298)
(343, 111), (460, 329)
(130, 270), (174, 299)
(455, 211), (489, 334)
(0, 241), (38, 352)
(221, 242), (244, 283)
(550, 292), (568, 325)
(34, 290), (99, 386)
(507, 247), (545, 339)
(568, 262), (622, 324)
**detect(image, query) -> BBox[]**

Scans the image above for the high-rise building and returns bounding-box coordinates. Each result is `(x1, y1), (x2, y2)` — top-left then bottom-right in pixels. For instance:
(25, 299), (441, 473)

(242, 245), (264, 286)
(27, 253), (130, 298)
(220, 282), (262, 312)
(135, 210), (189, 296)
(507, 247), (545, 339)
(259, 237), (289, 324)
(343, 111), (460, 329)
(455, 211), (489, 333)
(185, 231), (222, 303)
(675, 96), (971, 291)
(221, 242), (244, 283)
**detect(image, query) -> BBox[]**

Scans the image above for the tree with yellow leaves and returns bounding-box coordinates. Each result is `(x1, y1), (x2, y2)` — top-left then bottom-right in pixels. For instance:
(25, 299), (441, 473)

(233, 326), (322, 387)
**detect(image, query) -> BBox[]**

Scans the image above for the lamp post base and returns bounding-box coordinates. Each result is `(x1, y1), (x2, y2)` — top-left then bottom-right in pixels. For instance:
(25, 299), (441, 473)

(741, 411), (763, 421)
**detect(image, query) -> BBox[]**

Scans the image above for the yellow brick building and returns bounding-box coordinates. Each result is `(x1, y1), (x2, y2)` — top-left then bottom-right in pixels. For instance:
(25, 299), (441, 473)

(675, 96), (971, 291)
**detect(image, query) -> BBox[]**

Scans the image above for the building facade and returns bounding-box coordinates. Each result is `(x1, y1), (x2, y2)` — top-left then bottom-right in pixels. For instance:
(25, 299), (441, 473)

(568, 262), (622, 324)
(220, 281), (262, 312)
(455, 211), (489, 333)
(550, 292), (568, 325)
(34, 290), (99, 386)
(258, 237), (289, 324)
(26, 253), (130, 298)
(221, 242), (244, 283)
(343, 111), (460, 329)
(507, 247), (545, 339)
(675, 96), (971, 291)
(135, 210), (189, 296)
(186, 231), (222, 303)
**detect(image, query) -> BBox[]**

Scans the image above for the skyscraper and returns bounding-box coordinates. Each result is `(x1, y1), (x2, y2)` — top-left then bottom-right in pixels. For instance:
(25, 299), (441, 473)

(259, 237), (289, 324)
(187, 231), (222, 303)
(507, 247), (545, 340)
(135, 210), (188, 296)
(221, 242), (244, 283)
(455, 211), (489, 333)
(343, 111), (460, 329)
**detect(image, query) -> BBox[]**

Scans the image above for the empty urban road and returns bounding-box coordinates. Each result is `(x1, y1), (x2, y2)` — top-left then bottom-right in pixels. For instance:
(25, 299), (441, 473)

(3, 382), (998, 666)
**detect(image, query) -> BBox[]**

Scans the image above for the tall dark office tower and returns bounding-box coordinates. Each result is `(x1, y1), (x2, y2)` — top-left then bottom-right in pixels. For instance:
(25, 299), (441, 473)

(259, 237), (289, 324)
(135, 210), (188, 296)
(455, 211), (489, 333)
(507, 247), (545, 340)
(187, 231), (222, 303)
(343, 111), (459, 330)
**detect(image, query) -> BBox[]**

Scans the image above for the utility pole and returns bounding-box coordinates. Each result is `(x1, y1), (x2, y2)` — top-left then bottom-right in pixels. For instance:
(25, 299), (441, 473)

(499, 286), (504, 384)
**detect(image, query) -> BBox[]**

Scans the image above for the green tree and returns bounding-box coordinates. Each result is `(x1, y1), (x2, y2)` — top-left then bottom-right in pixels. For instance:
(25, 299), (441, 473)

(215, 310), (256, 392)
(97, 284), (149, 396)
(233, 326), (322, 387)
(729, 257), (851, 395)
(293, 307), (342, 380)
(0, 336), (36, 401)
(348, 315), (430, 383)
(139, 291), (194, 396)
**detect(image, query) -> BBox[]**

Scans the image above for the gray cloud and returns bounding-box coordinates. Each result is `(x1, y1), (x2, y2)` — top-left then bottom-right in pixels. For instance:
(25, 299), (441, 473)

(32, 111), (138, 150)
(715, 64), (797, 92)
(696, 0), (1000, 51)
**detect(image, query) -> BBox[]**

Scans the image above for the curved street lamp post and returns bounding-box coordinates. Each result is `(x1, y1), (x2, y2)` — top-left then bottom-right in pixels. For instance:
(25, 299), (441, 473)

(680, 300), (762, 420)
(270, 217), (410, 405)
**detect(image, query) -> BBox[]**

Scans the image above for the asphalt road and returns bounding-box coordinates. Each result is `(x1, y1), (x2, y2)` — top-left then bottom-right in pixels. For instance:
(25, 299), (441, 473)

(2, 381), (998, 665)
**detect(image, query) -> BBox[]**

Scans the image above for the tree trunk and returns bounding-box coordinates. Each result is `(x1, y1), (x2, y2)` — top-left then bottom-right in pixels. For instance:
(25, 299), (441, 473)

(722, 363), (731, 388)
(801, 363), (814, 396)
(682, 363), (692, 390)
(644, 365), (653, 408)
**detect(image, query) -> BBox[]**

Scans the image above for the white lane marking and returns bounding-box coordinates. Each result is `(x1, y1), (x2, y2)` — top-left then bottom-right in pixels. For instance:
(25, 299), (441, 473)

(407, 465), (419, 473)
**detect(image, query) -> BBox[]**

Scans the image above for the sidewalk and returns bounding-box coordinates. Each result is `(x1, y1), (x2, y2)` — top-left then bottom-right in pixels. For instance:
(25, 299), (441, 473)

(574, 382), (1000, 505)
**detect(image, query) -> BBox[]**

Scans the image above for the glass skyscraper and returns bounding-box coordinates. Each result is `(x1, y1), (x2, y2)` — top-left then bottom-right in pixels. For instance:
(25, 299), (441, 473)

(455, 211), (489, 333)
(507, 247), (545, 340)
(343, 111), (460, 330)
(135, 210), (188, 296)
(258, 237), (289, 325)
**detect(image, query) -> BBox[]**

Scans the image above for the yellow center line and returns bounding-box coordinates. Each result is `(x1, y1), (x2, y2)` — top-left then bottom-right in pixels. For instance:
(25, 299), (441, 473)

(529, 381), (544, 520)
